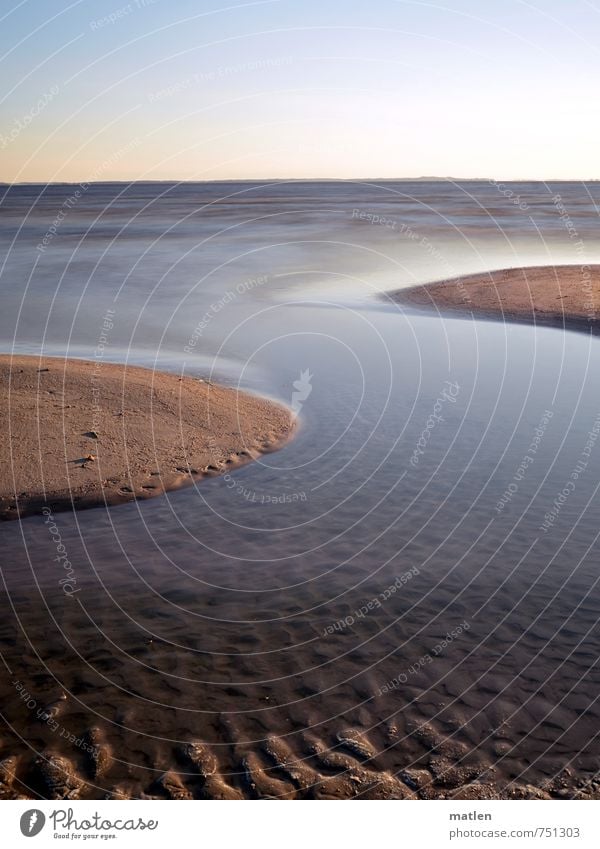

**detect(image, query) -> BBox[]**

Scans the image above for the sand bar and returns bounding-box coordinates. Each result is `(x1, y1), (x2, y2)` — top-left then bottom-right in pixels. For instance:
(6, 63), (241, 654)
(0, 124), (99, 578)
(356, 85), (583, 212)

(390, 265), (600, 331)
(0, 355), (293, 519)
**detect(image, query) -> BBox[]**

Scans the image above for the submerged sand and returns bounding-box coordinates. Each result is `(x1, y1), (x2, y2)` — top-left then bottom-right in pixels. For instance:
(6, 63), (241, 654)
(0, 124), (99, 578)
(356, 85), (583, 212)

(0, 355), (293, 519)
(0, 720), (596, 800)
(390, 264), (600, 331)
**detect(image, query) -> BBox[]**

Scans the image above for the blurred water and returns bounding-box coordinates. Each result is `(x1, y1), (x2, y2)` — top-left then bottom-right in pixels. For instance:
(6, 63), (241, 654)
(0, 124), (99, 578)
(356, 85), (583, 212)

(1, 180), (600, 796)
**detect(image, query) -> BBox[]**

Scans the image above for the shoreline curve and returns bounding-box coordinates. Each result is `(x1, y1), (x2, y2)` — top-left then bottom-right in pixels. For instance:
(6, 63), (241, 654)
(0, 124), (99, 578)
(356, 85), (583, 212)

(0, 355), (294, 520)
(387, 265), (600, 334)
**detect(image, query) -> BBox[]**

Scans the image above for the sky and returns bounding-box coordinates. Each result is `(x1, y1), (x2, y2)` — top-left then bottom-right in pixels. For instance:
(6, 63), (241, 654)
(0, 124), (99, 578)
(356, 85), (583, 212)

(1, 0), (599, 182)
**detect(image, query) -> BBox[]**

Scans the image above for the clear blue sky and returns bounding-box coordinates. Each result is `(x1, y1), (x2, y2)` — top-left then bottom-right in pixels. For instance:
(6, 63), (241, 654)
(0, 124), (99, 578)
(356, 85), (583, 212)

(1, 0), (599, 181)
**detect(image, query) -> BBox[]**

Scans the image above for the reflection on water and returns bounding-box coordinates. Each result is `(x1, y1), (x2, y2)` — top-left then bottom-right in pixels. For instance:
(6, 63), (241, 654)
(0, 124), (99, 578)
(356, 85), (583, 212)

(1, 181), (600, 797)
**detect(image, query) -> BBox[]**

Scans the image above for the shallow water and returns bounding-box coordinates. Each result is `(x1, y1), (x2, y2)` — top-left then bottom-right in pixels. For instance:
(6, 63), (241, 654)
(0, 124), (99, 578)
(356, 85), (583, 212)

(1, 181), (600, 797)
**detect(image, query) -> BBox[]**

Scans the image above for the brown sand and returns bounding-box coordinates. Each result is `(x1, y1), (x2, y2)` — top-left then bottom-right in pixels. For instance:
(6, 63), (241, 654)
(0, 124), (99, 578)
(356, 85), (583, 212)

(390, 264), (600, 331)
(0, 723), (596, 800)
(0, 355), (293, 519)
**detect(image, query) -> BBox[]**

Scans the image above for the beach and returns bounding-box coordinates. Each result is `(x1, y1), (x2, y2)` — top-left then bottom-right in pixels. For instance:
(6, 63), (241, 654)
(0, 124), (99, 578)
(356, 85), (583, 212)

(390, 265), (600, 331)
(2, 182), (600, 802)
(0, 355), (293, 520)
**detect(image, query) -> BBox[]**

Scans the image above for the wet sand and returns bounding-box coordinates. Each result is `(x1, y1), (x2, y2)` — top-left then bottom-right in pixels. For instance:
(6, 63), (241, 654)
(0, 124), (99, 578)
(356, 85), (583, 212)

(389, 265), (600, 332)
(0, 355), (293, 520)
(1, 720), (597, 800)
(2, 438), (598, 801)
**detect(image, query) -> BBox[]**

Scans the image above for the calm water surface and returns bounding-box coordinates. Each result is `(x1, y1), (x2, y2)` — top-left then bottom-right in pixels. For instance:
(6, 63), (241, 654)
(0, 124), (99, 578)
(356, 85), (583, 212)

(1, 181), (600, 796)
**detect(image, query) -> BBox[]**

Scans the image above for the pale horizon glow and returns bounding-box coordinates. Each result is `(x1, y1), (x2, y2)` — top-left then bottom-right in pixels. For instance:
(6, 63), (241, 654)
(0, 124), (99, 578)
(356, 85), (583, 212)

(1, 0), (599, 183)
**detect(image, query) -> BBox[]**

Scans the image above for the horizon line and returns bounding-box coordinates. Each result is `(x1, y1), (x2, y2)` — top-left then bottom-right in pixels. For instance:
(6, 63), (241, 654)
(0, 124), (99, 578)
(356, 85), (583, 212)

(2, 176), (599, 186)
